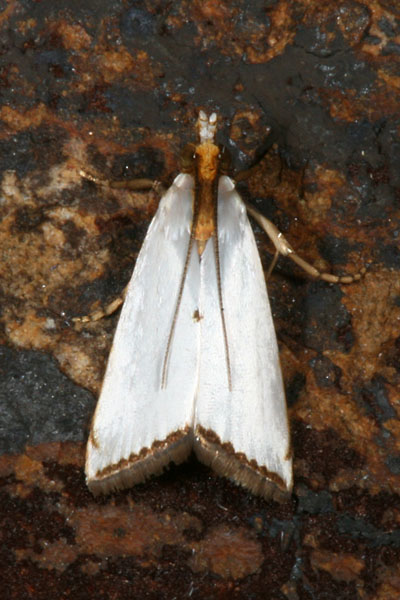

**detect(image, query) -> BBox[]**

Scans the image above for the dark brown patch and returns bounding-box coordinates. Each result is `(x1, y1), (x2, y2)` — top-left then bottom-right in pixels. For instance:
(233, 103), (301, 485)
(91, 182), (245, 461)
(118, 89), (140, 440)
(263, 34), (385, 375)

(194, 426), (291, 503)
(88, 427), (193, 495)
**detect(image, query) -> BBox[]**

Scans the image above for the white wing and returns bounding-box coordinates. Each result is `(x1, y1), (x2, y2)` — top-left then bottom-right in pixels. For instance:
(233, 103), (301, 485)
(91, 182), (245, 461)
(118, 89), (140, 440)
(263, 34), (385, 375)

(194, 176), (292, 501)
(86, 173), (200, 494)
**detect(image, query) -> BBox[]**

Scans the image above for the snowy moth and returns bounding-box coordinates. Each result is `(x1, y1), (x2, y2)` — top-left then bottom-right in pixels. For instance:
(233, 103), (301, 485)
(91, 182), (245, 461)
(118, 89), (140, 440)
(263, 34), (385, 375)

(84, 111), (363, 501)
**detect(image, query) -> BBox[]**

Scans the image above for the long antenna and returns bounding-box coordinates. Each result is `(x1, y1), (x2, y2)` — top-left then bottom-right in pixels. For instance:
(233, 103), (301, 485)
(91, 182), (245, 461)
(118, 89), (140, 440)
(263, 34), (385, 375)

(212, 179), (232, 391)
(161, 183), (199, 389)
(162, 111), (232, 391)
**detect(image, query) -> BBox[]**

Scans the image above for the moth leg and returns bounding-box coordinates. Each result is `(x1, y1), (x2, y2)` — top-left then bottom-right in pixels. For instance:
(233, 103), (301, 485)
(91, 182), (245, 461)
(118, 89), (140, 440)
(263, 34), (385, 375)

(246, 203), (366, 284)
(73, 284), (129, 323)
(79, 170), (165, 195)
(74, 171), (166, 325)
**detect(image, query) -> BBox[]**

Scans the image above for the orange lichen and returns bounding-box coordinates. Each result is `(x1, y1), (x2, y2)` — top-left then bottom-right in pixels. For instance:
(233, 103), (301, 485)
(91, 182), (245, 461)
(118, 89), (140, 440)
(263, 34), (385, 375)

(311, 549), (365, 582)
(189, 525), (263, 579)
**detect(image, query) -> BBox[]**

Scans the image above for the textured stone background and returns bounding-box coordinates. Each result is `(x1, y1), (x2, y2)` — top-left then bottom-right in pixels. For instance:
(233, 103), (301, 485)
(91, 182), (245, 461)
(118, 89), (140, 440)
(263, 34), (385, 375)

(1, 1), (400, 598)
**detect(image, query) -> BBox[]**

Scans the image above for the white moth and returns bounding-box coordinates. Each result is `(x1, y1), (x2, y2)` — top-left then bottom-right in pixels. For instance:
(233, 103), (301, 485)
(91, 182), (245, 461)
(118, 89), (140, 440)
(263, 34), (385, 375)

(85, 111), (292, 501)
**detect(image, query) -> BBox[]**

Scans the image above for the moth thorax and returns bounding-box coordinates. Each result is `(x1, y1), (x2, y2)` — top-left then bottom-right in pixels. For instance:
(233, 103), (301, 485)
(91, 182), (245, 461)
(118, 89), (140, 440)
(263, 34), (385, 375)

(196, 143), (220, 183)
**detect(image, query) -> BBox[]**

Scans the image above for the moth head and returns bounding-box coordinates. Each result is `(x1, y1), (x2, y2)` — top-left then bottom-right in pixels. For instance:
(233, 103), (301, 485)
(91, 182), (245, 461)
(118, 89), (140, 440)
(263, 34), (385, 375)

(180, 142), (231, 176)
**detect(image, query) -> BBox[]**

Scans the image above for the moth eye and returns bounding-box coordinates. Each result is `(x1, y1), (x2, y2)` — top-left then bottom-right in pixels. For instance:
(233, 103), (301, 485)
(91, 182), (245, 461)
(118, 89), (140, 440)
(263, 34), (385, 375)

(180, 143), (196, 172)
(218, 145), (231, 173)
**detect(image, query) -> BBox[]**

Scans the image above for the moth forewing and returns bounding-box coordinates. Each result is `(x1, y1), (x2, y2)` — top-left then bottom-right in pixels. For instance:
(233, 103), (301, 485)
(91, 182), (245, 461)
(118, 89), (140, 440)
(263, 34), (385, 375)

(85, 173), (198, 494)
(193, 176), (292, 499)
(85, 112), (293, 500)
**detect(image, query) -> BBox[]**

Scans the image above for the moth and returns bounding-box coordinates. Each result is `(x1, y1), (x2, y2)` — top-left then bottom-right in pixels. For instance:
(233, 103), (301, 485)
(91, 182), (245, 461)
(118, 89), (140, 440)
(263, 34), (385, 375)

(83, 111), (362, 501)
